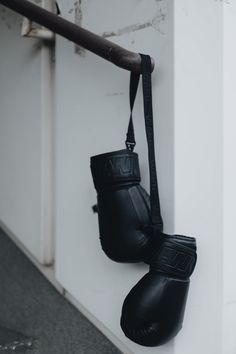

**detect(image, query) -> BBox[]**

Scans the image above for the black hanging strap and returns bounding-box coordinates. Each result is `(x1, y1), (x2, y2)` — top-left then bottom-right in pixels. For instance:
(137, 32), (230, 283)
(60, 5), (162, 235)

(125, 72), (140, 151)
(140, 54), (162, 227)
(125, 54), (163, 228)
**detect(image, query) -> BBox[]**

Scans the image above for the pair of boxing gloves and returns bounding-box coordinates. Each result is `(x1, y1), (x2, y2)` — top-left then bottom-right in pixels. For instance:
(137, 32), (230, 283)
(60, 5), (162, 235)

(90, 149), (197, 347)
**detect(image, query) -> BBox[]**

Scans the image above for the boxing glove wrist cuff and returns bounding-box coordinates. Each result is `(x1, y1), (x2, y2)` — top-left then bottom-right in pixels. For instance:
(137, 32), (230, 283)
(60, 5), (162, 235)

(91, 149), (141, 191)
(149, 235), (197, 278)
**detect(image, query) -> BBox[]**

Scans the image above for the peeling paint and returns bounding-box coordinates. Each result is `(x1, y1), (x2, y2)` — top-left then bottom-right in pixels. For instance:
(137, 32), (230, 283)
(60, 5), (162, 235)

(102, 22), (152, 38)
(74, 0), (86, 56)
(101, 0), (167, 38)
(102, 11), (166, 38)
(72, 0), (167, 56)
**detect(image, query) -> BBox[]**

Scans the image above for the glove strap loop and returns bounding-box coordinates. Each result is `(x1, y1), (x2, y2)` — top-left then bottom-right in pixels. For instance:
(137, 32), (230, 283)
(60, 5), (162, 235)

(141, 54), (162, 227)
(126, 55), (163, 228)
(125, 72), (140, 151)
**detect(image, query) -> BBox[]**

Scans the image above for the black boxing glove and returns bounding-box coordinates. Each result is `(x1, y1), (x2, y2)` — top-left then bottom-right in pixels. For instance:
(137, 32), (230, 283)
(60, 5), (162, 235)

(90, 55), (163, 263)
(120, 233), (197, 346)
(90, 149), (163, 263)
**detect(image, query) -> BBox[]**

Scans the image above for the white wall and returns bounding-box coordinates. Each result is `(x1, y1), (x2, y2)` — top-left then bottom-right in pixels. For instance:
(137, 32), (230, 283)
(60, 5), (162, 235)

(0, 4), (54, 264)
(223, 1), (236, 353)
(173, 1), (223, 353)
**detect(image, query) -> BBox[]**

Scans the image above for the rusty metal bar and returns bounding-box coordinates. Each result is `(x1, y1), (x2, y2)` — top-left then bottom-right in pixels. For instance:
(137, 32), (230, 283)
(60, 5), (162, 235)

(0, 0), (155, 73)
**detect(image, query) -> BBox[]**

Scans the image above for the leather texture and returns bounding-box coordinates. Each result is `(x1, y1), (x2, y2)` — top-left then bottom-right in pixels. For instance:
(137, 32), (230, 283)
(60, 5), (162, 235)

(120, 233), (197, 346)
(91, 149), (159, 262)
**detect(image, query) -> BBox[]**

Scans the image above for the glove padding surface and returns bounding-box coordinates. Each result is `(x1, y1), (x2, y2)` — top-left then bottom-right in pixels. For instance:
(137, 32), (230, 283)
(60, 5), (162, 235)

(120, 233), (197, 346)
(91, 149), (162, 262)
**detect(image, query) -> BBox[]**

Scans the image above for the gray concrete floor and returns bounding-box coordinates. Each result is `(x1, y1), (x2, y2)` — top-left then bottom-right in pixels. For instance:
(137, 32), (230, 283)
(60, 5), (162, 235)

(0, 229), (122, 354)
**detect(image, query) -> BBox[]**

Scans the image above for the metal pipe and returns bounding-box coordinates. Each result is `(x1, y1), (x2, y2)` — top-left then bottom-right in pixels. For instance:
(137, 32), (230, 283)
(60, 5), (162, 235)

(0, 0), (155, 73)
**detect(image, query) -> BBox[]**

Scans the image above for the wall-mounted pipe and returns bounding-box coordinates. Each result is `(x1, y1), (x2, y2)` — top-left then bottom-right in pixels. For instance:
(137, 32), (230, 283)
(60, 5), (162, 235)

(0, 0), (155, 73)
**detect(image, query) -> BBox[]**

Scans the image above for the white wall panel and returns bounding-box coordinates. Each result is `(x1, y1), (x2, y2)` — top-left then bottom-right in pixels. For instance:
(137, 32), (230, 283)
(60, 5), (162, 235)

(173, 1), (223, 354)
(223, 1), (236, 353)
(0, 4), (54, 264)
